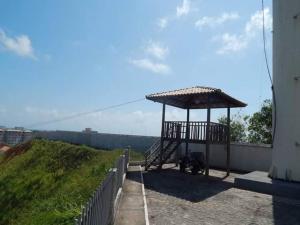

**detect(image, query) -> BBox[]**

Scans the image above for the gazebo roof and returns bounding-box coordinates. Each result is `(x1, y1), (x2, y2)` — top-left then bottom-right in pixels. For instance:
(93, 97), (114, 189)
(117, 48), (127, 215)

(146, 86), (247, 109)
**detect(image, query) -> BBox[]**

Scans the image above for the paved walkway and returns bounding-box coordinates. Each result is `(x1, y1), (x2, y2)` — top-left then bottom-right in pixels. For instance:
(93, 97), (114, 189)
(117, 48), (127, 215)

(114, 166), (146, 225)
(143, 165), (300, 225)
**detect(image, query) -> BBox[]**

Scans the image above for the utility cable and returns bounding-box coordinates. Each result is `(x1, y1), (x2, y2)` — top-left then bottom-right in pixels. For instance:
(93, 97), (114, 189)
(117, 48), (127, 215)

(27, 98), (145, 128)
(261, 0), (277, 146)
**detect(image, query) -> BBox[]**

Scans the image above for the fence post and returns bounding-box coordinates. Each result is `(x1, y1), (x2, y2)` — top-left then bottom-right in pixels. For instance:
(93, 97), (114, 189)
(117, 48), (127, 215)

(124, 148), (129, 172)
(122, 156), (125, 187)
(109, 168), (117, 224)
(74, 153), (130, 225)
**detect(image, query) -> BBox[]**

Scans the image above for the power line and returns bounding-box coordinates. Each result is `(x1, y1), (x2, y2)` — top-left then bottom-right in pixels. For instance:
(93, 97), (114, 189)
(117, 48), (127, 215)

(27, 98), (145, 128)
(261, 0), (277, 146)
(261, 0), (273, 85)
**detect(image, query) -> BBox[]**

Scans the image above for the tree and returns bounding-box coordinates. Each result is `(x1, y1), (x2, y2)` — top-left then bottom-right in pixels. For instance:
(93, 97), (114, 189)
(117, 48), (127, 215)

(218, 114), (248, 143)
(247, 99), (272, 144)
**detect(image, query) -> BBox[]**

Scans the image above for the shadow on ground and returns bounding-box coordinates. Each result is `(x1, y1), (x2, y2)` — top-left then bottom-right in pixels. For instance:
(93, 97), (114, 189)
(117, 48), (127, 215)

(128, 167), (233, 203)
(272, 195), (300, 225)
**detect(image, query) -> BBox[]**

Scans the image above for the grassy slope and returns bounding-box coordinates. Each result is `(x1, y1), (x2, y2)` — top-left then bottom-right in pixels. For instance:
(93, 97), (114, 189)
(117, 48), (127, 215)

(129, 149), (144, 161)
(0, 140), (122, 225)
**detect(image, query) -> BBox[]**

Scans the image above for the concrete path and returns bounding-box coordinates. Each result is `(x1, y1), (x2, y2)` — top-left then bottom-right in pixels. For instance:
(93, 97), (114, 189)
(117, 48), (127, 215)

(114, 166), (146, 225)
(143, 166), (300, 225)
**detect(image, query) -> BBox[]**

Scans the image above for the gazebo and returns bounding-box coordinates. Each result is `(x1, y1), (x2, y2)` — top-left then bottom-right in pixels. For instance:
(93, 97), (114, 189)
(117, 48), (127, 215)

(144, 86), (247, 176)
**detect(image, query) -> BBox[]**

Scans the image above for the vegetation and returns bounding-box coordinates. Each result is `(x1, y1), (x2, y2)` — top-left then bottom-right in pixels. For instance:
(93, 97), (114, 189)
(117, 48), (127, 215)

(129, 149), (144, 161)
(0, 140), (123, 225)
(0, 153), (4, 162)
(247, 100), (272, 144)
(218, 114), (248, 143)
(218, 99), (272, 144)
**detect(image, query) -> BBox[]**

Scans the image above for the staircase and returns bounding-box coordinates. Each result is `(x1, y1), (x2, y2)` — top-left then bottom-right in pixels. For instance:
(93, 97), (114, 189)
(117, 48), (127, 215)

(144, 139), (181, 170)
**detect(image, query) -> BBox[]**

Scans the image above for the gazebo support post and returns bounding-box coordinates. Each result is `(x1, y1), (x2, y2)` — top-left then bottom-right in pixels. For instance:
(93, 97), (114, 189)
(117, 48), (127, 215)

(205, 106), (211, 177)
(185, 108), (190, 157)
(159, 103), (166, 170)
(226, 107), (231, 176)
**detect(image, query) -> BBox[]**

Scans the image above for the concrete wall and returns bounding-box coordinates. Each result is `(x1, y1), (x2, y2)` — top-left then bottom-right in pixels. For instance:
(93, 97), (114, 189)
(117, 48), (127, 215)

(181, 143), (272, 172)
(35, 130), (272, 172)
(34, 131), (159, 151)
(271, 0), (300, 181)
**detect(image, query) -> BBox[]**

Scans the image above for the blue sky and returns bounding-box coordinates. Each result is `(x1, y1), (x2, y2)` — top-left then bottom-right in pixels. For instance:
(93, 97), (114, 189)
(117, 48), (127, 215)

(0, 0), (272, 136)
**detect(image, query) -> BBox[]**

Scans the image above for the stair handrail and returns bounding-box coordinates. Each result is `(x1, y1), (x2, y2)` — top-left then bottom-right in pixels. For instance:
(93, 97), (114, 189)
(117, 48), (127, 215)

(145, 139), (160, 168)
(145, 139), (160, 157)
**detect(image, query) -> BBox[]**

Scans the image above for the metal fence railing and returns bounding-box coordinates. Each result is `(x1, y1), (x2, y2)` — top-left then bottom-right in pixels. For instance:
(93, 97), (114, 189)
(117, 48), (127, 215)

(75, 149), (129, 225)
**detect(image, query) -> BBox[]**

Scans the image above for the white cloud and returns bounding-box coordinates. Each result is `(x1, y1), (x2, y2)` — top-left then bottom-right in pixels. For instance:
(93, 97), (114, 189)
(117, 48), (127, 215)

(23, 106), (190, 136)
(216, 33), (248, 55)
(156, 0), (194, 30)
(176, 0), (191, 17)
(157, 17), (168, 29)
(0, 29), (36, 59)
(1, 105), (216, 136)
(129, 58), (171, 74)
(145, 41), (169, 60)
(245, 8), (272, 37)
(129, 40), (171, 74)
(216, 8), (272, 55)
(25, 106), (60, 118)
(195, 12), (239, 29)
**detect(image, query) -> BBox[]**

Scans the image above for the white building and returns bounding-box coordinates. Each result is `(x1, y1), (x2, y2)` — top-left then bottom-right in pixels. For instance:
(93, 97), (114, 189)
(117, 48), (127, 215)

(270, 0), (300, 181)
(0, 128), (33, 146)
(0, 129), (5, 143)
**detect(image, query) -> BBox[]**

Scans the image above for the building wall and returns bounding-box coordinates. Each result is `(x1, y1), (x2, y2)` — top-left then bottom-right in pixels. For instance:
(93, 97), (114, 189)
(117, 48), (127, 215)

(35, 131), (159, 151)
(23, 132), (33, 143)
(0, 130), (33, 146)
(36, 130), (272, 172)
(182, 143), (272, 172)
(0, 130), (4, 143)
(271, 0), (300, 181)
(5, 131), (23, 145)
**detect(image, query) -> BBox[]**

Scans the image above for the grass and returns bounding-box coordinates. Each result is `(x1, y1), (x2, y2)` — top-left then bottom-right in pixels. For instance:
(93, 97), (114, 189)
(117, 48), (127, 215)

(0, 153), (4, 162)
(0, 139), (123, 225)
(129, 149), (144, 161)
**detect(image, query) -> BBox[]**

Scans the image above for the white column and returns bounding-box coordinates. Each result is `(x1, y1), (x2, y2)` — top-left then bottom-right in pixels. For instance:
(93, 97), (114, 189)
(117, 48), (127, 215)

(271, 0), (300, 181)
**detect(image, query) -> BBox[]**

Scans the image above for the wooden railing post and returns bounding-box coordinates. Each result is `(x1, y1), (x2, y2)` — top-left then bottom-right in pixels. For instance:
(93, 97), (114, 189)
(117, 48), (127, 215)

(185, 109), (190, 157)
(159, 103), (166, 170)
(160, 120), (228, 145)
(205, 107), (211, 177)
(226, 107), (231, 176)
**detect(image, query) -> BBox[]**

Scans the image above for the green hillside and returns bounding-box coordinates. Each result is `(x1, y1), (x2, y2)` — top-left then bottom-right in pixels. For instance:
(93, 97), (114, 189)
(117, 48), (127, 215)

(0, 140), (123, 225)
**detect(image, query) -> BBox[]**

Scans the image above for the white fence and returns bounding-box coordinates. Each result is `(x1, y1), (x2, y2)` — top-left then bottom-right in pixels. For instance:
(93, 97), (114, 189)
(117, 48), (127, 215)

(75, 150), (129, 225)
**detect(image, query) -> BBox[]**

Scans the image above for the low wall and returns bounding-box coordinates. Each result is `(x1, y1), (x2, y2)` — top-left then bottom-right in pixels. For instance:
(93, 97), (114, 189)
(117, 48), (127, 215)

(35, 130), (272, 172)
(34, 131), (159, 151)
(184, 143), (272, 172)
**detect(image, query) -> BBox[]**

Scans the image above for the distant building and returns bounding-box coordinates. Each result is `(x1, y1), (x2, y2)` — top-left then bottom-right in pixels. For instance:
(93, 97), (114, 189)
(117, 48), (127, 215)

(0, 129), (4, 143)
(14, 126), (25, 130)
(82, 128), (98, 134)
(0, 128), (33, 146)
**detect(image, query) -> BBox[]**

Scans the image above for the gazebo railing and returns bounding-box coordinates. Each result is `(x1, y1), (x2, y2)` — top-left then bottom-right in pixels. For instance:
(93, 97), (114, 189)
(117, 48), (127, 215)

(163, 121), (228, 144)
